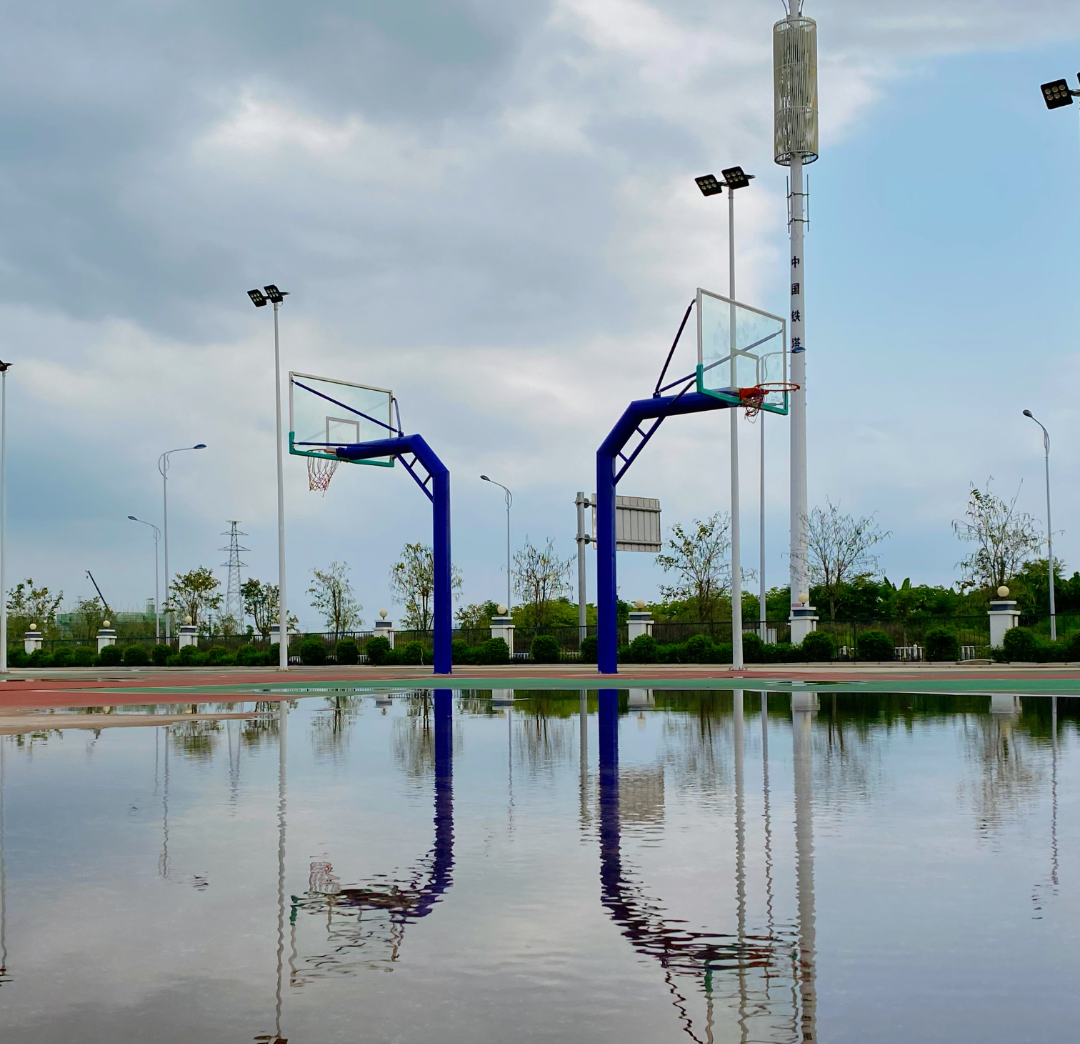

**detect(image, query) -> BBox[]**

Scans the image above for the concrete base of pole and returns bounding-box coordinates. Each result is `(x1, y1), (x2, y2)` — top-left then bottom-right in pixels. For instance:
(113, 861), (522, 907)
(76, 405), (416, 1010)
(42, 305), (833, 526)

(97, 629), (117, 654)
(490, 616), (515, 657)
(373, 619), (395, 649)
(988, 600), (1021, 648)
(790, 606), (818, 645)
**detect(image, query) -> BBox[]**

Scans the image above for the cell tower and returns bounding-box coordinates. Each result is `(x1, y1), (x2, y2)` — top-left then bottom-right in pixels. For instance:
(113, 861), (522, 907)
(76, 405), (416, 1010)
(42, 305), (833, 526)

(773, 0), (818, 643)
(220, 521), (250, 625)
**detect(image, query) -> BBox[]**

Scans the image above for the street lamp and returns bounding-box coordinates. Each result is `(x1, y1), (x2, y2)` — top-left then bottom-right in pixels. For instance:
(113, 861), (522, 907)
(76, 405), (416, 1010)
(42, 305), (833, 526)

(1023, 409), (1056, 641)
(157, 444), (207, 641)
(249, 284), (290, 670)
(1040, 77), (1079, 110)
(695, 166), (755, 669)
(0, 359), (9, 674)
(481, 475), (513, 612)
(128, 516), (162, 640)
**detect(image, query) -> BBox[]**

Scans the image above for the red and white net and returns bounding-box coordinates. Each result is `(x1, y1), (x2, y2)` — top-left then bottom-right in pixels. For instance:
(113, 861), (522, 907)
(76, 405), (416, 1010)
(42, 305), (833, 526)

(307, 455), (339, 494)
(737, 382), (799, 419)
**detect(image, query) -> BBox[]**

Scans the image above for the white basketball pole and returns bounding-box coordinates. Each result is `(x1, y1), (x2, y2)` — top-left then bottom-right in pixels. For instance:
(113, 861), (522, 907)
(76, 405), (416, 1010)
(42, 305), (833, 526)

(728, 186), (744, 670)
(273, 298), (289, 671)
(789, 152), (809, 617)
(760, 415), (767, 641)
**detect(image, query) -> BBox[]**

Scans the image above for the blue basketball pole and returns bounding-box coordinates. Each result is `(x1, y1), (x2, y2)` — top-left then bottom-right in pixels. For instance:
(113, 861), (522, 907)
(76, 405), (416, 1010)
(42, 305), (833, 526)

(337, 435), (453, 675)
(596, 391), (732, 675)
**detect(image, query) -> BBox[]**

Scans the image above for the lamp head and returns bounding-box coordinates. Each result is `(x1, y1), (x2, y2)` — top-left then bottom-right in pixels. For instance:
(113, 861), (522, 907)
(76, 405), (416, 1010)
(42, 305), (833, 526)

(194, 443), (206, 449)
(128, 515), (137, 520)
(480, 474), (490, 482)
(1022, 409), (1033, 418)
(695, 174), (723, 197)
(721, 165), (754, 190)
(248, 288), (268, 308)
(263, 284), (288, 304)
(1041, 78), (1074, 109)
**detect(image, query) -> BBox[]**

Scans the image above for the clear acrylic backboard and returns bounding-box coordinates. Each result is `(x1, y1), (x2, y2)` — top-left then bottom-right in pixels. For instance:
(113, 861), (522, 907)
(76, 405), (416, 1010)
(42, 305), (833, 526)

(696, 289), (789, 415)
(289, 372), (396, 468)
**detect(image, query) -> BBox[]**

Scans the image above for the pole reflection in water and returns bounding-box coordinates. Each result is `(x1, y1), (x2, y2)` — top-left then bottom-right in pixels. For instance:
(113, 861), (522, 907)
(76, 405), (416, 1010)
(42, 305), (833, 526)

(0, 736), (8, 987)
(579, 690), (589, 830)
(792, 692), (817, 1044)
(290, 691), (454, 979)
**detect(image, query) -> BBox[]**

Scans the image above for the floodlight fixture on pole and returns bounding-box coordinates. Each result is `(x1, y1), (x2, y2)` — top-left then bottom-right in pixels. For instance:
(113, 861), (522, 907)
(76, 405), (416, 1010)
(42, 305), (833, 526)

(1040, 77), (1079, 110)
(157, 443), (207, 642)
(128, 515), (162, 640)
(1023, 409), (1057, 641)
(481, 475), (513, 612)
(0, 359), (9, 674)
(250, 284), (290, 670)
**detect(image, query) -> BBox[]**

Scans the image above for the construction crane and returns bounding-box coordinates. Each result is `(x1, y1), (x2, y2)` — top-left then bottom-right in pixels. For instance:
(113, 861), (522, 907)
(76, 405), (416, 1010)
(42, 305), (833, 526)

(86, 570), (113, 617)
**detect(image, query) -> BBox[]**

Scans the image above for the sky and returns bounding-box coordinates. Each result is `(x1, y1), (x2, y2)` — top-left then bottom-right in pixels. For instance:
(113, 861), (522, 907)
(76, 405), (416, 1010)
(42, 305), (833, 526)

(4, 0), (1079, 629)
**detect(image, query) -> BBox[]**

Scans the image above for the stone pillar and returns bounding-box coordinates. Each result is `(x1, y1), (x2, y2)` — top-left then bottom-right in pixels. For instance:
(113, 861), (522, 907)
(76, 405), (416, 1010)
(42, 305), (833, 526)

(24, 629), (42, 655)
(373, 613), (395, 649)
(628, 688), (654, 709)
(790, 600), (819, 645)
(178, 625), (199, 649)
(492, 689), (515, 704)
(627, 608), (654, 643)
(988, 586), (1021, 648)
(97, 622), (117, 654)
(490, 614), (515, 658)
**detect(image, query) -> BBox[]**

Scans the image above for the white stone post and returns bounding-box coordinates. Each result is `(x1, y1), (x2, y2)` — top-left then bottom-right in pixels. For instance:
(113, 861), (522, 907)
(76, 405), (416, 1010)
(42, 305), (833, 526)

(490, 606), (515, 658)
(988, 586), (1021, 649)
(178, 624), (199, 649)
(790, 591), (819, 645)
(627, 600), (654, 643)
(23, 627), (42, 655)
(97, 620), (117, 654)
(374, 609), (395, 649)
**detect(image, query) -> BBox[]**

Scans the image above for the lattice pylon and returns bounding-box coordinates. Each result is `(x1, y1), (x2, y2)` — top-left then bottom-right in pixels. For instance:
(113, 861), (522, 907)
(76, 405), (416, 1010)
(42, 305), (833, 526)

(220, 521), (250, 626)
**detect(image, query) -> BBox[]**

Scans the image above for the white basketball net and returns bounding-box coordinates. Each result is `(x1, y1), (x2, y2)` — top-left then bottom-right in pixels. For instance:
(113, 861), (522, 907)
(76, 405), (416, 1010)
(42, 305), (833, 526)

(307, 455), (339, 494)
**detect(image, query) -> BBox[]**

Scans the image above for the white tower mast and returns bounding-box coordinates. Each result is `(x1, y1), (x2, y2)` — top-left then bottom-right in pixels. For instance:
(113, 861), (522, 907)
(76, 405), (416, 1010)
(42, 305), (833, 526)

(773, 0), (819, 643)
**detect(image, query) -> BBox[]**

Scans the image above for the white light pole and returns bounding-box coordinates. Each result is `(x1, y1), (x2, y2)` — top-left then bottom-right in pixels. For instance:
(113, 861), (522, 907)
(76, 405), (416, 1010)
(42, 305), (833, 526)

(481, 475), (513, 612)
(128, 516), (161, 640)
(1023, 410), (1056, 641)
(0, 361), (9, 674)
(158, 444), (207, 642)
(249, 285), (290, 671)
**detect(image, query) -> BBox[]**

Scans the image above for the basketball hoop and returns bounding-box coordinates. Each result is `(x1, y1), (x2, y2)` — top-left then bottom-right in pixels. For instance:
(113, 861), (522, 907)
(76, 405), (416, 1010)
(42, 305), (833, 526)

(307, 455), (339, 493)
(738, 381), (799, 419)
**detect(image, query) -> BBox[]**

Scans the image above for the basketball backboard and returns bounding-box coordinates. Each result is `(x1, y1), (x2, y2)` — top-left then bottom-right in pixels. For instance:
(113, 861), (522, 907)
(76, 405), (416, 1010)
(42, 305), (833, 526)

(289, 372), (396, 468)
(696, 289), (789, 414)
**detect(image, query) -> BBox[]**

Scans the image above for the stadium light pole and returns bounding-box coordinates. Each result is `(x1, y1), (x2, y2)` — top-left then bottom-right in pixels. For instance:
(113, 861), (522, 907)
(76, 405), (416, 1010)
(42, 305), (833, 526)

(158, 444), (207, 642)
(1023, 410), (1056, 641)
(0, 360), (9, 674)
(696, 166), (755, 669)
(480, 475), (513, 612)
(249, 285), (290, 670)
(128, 516), (161, 640)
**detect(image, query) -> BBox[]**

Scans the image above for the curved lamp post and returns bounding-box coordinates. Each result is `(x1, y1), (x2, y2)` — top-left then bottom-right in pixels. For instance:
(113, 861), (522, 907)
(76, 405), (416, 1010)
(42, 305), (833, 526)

(157, 444), (207, 640)
(128, 515), (162, 640)
(481, 475), (513, 613)
(1023, 409), (1056, 640)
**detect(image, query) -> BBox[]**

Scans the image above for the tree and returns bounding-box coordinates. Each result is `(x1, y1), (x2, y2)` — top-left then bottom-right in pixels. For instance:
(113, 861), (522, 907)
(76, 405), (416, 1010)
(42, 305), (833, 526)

(456, 600), (501, 629)
(389, 543), (462, 630)
(953, 481), (1041, 594)
(6, 578), (63, 639)
(805, 499), (890, 621)
(169, 567), (222, 629)
(241, 578), (279, 638)
(655, 513), (731, 622)
(73, 595), (105, 641)
(513, 538), (573, 630)
(308, 561), (363, 638)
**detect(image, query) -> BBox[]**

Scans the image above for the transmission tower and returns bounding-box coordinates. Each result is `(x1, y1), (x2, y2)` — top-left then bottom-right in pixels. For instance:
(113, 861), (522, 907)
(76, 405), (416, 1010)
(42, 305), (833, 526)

(220, 521), (250, 625)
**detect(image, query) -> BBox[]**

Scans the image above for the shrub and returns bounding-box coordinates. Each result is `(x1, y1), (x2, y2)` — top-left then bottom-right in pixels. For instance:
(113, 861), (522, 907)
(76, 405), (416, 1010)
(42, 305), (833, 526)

(299, 638), (327, 666)
(151, 644), (172, 666)
(1040, 638), (1069, 663)
(336, 638), (359, 665)
(51, 647), (74, 667)
(624, 634), (657, 663)
(685, 633), (711, 663)
(236, 644), (266, 666)
(578, 635), (597, 663)
(269, 642), (282, 665)
(399, 640), (425, 666)
(924, 627), (960, 661)
(800, 630), (837, 662)
(712, 642), (734, 664)
(123, 645), (150, 666)
(7, 647), (27, 667)
(166, 654), (181, 666)
(27, 649), (53, 668)
(1065, 631), (1080, 662)
(530, 634), (561, 663)
(98, 645), (124, 667)
(1000, 626), (1037, 662)
(478, 637), (510, 666)
(856, 630), (894, 662)
(205, 645), (234, 666)
(365, 635), (392, 666)
(178, 644), (206, 667)
(452, 640), (479, 666)
(741, 632), (766, 664)
(72, 646), (97, 667)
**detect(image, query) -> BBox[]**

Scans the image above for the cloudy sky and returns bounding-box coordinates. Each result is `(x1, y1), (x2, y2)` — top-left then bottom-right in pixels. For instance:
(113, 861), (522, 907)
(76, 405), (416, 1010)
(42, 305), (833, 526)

(4, 0), (1079, 628)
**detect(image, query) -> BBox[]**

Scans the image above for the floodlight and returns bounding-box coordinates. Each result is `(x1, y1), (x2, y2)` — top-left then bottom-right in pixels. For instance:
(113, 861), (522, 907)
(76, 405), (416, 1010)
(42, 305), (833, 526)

(263, 284), (288, 303)
(1041, 79), (1074, 109)
(248, 289), (268, 307)
(695, 174), (723, 197)
(0, 359), (10, 372)
(721, 165), (754, 190)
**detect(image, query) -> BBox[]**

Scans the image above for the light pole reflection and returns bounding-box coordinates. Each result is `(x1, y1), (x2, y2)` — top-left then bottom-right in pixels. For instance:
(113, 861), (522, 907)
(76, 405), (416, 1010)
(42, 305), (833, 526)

(792, 692), (817, 1044)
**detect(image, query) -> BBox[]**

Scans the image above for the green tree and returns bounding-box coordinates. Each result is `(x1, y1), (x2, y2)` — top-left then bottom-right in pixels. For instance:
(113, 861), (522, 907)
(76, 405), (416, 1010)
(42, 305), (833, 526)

(655, 513), (731, 622)
(389, 542), (462, 630)
(73, 595), (105, 641)
(308, 561), (363, 638)
(953, 481), (1041, 594)
(456, 600), (501, 629)
(169, 567), (222, 629)
(513, 538), (573, 630)
(805, 499), (890, 621)
(6, 578), (63, 640)
(241, 578), (277, 638)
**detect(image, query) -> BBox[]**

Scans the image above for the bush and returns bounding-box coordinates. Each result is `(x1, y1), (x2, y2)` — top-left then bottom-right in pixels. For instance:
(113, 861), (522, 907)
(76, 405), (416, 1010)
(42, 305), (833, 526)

(741, 632), (766, 664)
(924, 627), (960, 662)
(1000, 626), (1037, 662)
(452, 640), (478, 666)
(7, 647), (27, 667)
(178, 644), (206, 667)
(623, 634), (657, 663)
(478, 637), (510, 666)
(98, 644), (123, 667)
(336, 638), (359, 665)
(205, 645), (234, 666)
(712, 642), (734, 664)
(399, 640), (425, 666)
(51, 647), (74, 667)
(151, 644), (172, 666)
(166, 654), (181, 666)
(123, 645), (150, 666)
(578, 635), (597, 663)
(365, 635), (392, 666)
(299, 638), (327, 666)
(685, 633), (711, 663)
(530, 634), (561, 664)
(1065, 631), (1080, 662)
(856, 630), (894, 662)
(27, 649), (53, 668)
(800, 631), (837, 662)
(236, 644), (267, 666)
(72, 646), (97, 667)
